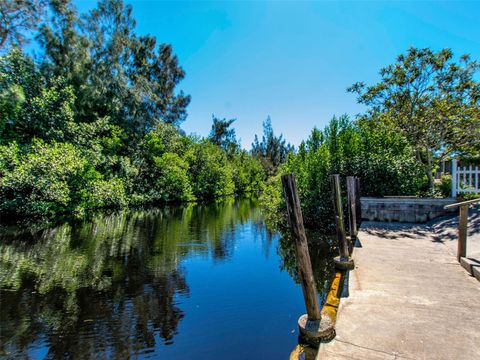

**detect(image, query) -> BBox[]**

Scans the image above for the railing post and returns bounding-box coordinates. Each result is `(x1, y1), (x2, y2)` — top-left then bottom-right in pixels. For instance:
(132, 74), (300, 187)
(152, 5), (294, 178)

(452, 159), (457, 198)
(458, 204), (468, 262)
(281, 173), (334, 345)
(331, 174), (354, 270)
(445, 198), (480, 263)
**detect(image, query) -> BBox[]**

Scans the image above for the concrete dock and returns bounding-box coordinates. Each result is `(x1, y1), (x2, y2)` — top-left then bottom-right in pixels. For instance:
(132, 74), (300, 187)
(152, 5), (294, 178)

(317, 207), (480, 360)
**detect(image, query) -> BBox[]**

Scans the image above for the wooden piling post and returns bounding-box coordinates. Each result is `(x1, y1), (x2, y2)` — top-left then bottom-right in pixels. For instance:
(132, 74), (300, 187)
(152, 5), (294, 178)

(282, 173), (321, 320)
(355, 177), (361, 226)
(331, 175), (354, 270)
(331, 174), (349, 258)
(347, 176), (357, 240)
(281, 173), (334, 345)
(444, 198), (480, 263)
(458, 204), (468, 262)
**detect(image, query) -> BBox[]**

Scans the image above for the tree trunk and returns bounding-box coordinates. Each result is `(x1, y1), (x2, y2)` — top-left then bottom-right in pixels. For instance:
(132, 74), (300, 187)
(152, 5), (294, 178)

(425, 152), (435, 189)
(0, 32), (7, 49)
(417, 146), (435, 190)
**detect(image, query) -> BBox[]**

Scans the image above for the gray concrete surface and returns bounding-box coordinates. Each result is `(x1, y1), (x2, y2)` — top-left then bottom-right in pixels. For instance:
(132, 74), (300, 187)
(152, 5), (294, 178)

(361, 197), (456, 223)
(431, 205), (480, 261)
(317, 205), (480, 360)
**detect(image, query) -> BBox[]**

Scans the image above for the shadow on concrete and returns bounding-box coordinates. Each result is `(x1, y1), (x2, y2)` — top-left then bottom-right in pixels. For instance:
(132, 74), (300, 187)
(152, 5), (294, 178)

(361, 206), (479, 241)
(354, 237), (363, 248)
(361, 221), (432, 240)
(340, 270), (350, 298)
(431, 206), (480, 242)
(361, 205), (480, 265)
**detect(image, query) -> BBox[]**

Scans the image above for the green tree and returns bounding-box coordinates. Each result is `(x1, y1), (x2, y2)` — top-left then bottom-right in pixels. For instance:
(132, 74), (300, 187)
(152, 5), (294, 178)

(0, 0), (46, 50)
(208, 115), (238, 151)
(189, 141), (235, 199)
(0, 49), (76, 143)
(38, 0), (91, 115)
(38, 0), (190, 137)
(0, 0), (265, 221)
(231, 150), (265, 194)
(133, 121), (191, 203)
(251, 116), (293, 176)
(261, 115), (424, 232)
(0, 139), (127, 219)
(152, 152), (193, 202)
(348, 47), (480, 188)
(82, 0), (190, 133)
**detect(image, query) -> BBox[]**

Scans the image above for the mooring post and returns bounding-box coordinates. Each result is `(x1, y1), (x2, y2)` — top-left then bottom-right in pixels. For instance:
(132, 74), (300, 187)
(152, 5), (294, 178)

(347, 176), (357, 242)
(281, 173), (335, 345)
(355, 177), (361, 226)
(281, 173), (321, 320)
(458, 204), (468, 262)
(331, 174), (354, 270)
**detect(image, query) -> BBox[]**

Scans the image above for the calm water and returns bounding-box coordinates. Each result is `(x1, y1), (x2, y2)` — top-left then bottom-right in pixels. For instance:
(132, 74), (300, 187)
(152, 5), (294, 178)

(0, 199), (336, 359)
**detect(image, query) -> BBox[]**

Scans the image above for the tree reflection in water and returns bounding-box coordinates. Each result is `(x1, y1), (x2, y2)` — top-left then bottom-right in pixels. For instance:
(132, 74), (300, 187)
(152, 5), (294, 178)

(0, 199), (336, 359)
(277, 230), (337, 300)
(0, 199), (260, 358)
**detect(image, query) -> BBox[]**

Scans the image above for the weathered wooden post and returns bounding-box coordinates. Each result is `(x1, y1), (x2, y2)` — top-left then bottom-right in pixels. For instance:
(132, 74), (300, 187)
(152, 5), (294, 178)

(355, 177), (361, 226)
(281, 174), (335, 346)
(444, 198), (480, 262)
(347, 176), (357, 242)
(331, 174), (354, 270)
(458, 204), (468, 262)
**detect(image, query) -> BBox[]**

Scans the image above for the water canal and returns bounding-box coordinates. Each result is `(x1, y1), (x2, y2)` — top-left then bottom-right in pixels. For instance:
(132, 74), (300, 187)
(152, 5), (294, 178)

(0, 199), (335, 359)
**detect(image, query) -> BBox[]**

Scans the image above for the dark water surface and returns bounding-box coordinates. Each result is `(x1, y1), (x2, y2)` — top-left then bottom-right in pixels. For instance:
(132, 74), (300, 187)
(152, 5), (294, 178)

(0, 199), (335, 359)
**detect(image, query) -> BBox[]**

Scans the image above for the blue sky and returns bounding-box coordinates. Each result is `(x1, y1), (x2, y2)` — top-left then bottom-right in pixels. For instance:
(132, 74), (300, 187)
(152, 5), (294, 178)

(75, 0), (480, 148)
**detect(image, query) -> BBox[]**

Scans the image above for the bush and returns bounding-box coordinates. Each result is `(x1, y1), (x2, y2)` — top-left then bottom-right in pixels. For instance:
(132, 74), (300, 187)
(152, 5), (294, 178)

(231, 151), (266, 194)
(439, 175), (452, 198)
(261, 116), (427, 232)
(259, 175), (285, 232)
(0, 140), (87, 217)
(459, 192), (480, 201)
(132, 124), (245, 204)
(82, 178), (127, 210)
(189, 141), (235, 199)
(0, 141), (20, 175)
(151, 152), (194, 202)
(1, 51), (77, 144)
(0, 140), (127, 219)
(0, 29), (267, 222)
(143, 121), (186, 156)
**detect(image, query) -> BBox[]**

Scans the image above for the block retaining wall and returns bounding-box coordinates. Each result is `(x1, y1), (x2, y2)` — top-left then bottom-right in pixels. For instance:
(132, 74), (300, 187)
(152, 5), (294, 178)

(360, 197), (457, 223)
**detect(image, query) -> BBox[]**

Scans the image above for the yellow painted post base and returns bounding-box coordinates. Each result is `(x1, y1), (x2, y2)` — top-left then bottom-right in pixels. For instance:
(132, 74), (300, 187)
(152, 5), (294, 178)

(322, 271), (344, 324)
(289, 344), (317, 360)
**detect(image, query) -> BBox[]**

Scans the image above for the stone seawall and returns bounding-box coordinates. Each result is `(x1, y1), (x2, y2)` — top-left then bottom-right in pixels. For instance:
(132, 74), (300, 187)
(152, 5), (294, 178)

(360, 197), (456, 223)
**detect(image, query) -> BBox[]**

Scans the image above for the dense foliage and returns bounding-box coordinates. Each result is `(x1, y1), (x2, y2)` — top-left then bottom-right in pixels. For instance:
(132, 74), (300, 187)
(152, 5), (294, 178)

(262, 48), (479, 233)
(0, 1), (266, 222)
(2, 1), (477, 229)
(349, 47), (480, 188)
(261, 115), (426, 232)
(251, 116), (294, 176)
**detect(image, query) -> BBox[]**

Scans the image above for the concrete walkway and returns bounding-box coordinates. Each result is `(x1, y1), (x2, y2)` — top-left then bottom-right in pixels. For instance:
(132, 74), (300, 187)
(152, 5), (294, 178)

(432, 206), (480, 262)
(317, 207), (480, 360)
